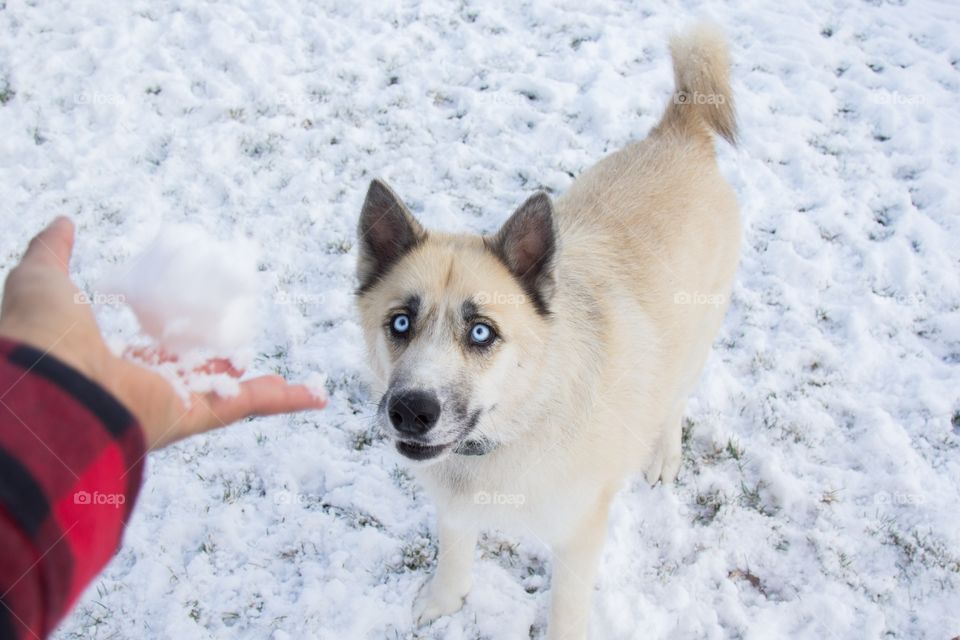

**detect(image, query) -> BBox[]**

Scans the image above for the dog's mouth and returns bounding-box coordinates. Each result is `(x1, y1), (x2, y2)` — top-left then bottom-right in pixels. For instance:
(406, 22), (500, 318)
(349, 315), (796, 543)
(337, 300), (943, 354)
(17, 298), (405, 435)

(396, 440), (451, 461)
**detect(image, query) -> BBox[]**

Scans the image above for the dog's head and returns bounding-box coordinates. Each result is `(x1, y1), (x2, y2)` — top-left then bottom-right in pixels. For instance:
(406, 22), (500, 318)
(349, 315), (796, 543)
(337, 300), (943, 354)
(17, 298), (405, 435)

(355, 179), (557, 464)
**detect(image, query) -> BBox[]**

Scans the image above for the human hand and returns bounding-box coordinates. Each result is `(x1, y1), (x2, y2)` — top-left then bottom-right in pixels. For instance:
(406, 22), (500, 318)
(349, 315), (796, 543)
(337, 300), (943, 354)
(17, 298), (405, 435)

(0, 217), (326, 449)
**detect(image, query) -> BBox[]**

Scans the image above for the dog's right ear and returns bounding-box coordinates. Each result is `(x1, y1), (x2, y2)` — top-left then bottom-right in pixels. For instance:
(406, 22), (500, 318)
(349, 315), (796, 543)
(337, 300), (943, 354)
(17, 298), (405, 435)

(356, 179), (425, 293)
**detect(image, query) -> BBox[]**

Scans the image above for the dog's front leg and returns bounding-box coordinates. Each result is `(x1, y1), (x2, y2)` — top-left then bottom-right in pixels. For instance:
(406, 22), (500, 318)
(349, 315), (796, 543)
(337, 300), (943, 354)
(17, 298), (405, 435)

(413, 516), (477, 626)
(545, 499), (611, 640)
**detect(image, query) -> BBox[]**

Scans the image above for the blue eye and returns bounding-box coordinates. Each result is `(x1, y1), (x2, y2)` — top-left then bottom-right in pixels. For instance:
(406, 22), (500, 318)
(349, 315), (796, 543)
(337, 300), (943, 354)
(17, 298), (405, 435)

(391, 314), (411, 335)
(469, 322), (495, 345)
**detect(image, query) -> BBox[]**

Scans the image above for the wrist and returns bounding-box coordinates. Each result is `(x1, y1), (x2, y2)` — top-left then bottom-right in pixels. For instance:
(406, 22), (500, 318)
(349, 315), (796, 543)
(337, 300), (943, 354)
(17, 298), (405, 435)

(0, 323), (103, 378)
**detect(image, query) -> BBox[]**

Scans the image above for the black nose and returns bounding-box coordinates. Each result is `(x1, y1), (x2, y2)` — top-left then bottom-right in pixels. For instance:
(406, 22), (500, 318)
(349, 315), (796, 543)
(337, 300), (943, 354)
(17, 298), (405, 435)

(388, 391), (441, 436)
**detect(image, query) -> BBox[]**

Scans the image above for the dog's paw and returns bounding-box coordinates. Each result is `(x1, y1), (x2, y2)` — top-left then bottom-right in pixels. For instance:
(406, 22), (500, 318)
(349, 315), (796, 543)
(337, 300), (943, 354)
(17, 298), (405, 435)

(643, 449), (664, 486)
(660, 450), (681, 484)
(413, 576), (470, 626)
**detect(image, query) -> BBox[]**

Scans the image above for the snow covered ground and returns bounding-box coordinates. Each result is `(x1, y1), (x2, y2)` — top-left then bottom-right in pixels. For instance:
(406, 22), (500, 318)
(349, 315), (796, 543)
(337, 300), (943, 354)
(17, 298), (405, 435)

(1, 0), (958, 638)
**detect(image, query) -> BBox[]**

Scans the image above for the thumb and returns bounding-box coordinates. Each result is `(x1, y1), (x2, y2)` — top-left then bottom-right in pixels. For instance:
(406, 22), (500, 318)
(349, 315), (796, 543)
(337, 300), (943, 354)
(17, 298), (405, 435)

(22, 216), (75, 275)
(180, 376), (327, 440)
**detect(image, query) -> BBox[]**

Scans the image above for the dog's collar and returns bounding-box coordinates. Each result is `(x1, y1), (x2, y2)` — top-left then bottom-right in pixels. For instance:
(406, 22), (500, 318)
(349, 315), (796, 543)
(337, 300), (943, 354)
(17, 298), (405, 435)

(453, 438), (497, 456)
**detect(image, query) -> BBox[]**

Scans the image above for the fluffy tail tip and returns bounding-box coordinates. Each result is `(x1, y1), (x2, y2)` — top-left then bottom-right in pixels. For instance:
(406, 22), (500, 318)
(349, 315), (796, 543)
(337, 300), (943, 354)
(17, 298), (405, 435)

(667, 23), (737, 146)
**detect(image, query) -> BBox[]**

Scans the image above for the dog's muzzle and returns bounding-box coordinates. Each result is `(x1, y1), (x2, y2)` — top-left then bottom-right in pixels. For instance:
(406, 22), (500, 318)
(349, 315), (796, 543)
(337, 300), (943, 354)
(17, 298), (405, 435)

(382, 391), (498, 460)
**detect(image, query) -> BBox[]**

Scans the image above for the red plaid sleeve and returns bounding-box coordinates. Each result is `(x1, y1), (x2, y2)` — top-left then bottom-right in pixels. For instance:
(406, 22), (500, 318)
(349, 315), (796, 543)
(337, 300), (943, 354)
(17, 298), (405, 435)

(0, 338), (146, 639)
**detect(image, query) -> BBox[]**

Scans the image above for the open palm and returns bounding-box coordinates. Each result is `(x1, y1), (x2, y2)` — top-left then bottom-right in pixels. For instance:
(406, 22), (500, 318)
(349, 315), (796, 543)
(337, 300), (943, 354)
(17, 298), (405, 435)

(0, 217), (325, 450)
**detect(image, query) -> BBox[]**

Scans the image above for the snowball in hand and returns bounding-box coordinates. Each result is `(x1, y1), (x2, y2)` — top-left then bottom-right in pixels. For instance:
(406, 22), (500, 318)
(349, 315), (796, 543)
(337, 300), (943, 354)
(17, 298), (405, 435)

(105, 224), (260, 356)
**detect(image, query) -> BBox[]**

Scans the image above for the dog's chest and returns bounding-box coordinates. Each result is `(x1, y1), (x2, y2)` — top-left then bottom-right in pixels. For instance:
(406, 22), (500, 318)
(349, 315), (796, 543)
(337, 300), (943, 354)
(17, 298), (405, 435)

(420, 463), (601, 544)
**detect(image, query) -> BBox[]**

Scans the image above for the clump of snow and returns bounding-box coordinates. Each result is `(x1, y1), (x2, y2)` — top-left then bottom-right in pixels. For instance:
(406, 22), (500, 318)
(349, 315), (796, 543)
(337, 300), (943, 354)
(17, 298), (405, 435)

(155, 355), (245, 400)
(302, 371), (330, 404)
(104, 224), (260, 358)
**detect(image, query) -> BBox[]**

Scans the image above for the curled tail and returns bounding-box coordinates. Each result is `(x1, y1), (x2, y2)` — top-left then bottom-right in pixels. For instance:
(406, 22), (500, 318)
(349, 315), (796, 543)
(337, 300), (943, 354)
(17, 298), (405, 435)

(657, 24), (737, 146)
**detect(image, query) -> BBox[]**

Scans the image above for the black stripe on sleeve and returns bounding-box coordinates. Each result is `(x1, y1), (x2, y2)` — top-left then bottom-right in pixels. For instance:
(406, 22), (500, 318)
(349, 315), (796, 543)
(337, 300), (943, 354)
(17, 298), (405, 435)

(0, 600), (19, 640)
(0, 447), (50, 538)
(7, 345), (135, 440)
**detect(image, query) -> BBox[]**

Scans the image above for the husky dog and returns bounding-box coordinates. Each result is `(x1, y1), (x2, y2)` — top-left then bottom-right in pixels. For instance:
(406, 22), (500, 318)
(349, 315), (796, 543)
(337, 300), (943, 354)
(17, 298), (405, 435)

(355, 25), (739, 640)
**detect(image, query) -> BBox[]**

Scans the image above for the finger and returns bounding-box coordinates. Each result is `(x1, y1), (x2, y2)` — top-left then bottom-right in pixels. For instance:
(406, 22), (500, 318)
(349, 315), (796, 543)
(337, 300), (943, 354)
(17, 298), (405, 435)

(189, 375), (326, 434)
(124, 349), (244, 377)
(125, 346), (174, 364)
(196, 358), (244, 378)
(22, 216), (75, 275)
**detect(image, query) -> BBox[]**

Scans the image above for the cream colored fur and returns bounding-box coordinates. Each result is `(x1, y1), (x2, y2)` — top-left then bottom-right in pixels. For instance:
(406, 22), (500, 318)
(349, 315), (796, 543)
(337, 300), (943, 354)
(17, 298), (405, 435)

(357, 24), (740, 640)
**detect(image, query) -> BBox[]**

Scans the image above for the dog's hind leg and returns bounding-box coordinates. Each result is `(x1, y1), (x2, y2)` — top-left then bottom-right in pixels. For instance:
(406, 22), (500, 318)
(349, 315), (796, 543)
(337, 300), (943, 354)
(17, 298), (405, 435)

(644, 443), (665, 486)
(413, 517), (477, 626)
(659, 403), (684, 484)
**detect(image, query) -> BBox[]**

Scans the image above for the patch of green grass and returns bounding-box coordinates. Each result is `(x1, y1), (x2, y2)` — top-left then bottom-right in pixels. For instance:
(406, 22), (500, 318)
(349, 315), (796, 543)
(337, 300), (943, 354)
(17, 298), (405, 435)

(390, 465), (416, 496)
(0, 80), (14, 105)
(240, 132), (283, 159)
(725, 438), (745, 461)
(221, 472), (259, 503)
(738, 480), (776, 516)
(883, 525), (960, 574)
(480, 534), (520, 565)
(681, 417), (694, 446)
(321, 503), (384, 530)
(394, 536), (435, 572)
(351, 428), (375, 451)
(325, 238), (352, 254)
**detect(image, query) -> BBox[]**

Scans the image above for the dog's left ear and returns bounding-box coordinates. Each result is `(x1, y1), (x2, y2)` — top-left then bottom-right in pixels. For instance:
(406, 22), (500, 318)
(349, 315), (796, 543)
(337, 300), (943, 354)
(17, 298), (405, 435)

(487, 192), (558, 315)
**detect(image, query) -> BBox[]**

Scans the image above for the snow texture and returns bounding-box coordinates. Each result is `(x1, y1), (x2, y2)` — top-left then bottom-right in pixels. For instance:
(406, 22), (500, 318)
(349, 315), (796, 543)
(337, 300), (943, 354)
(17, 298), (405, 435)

(0, 0), (957, 638)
